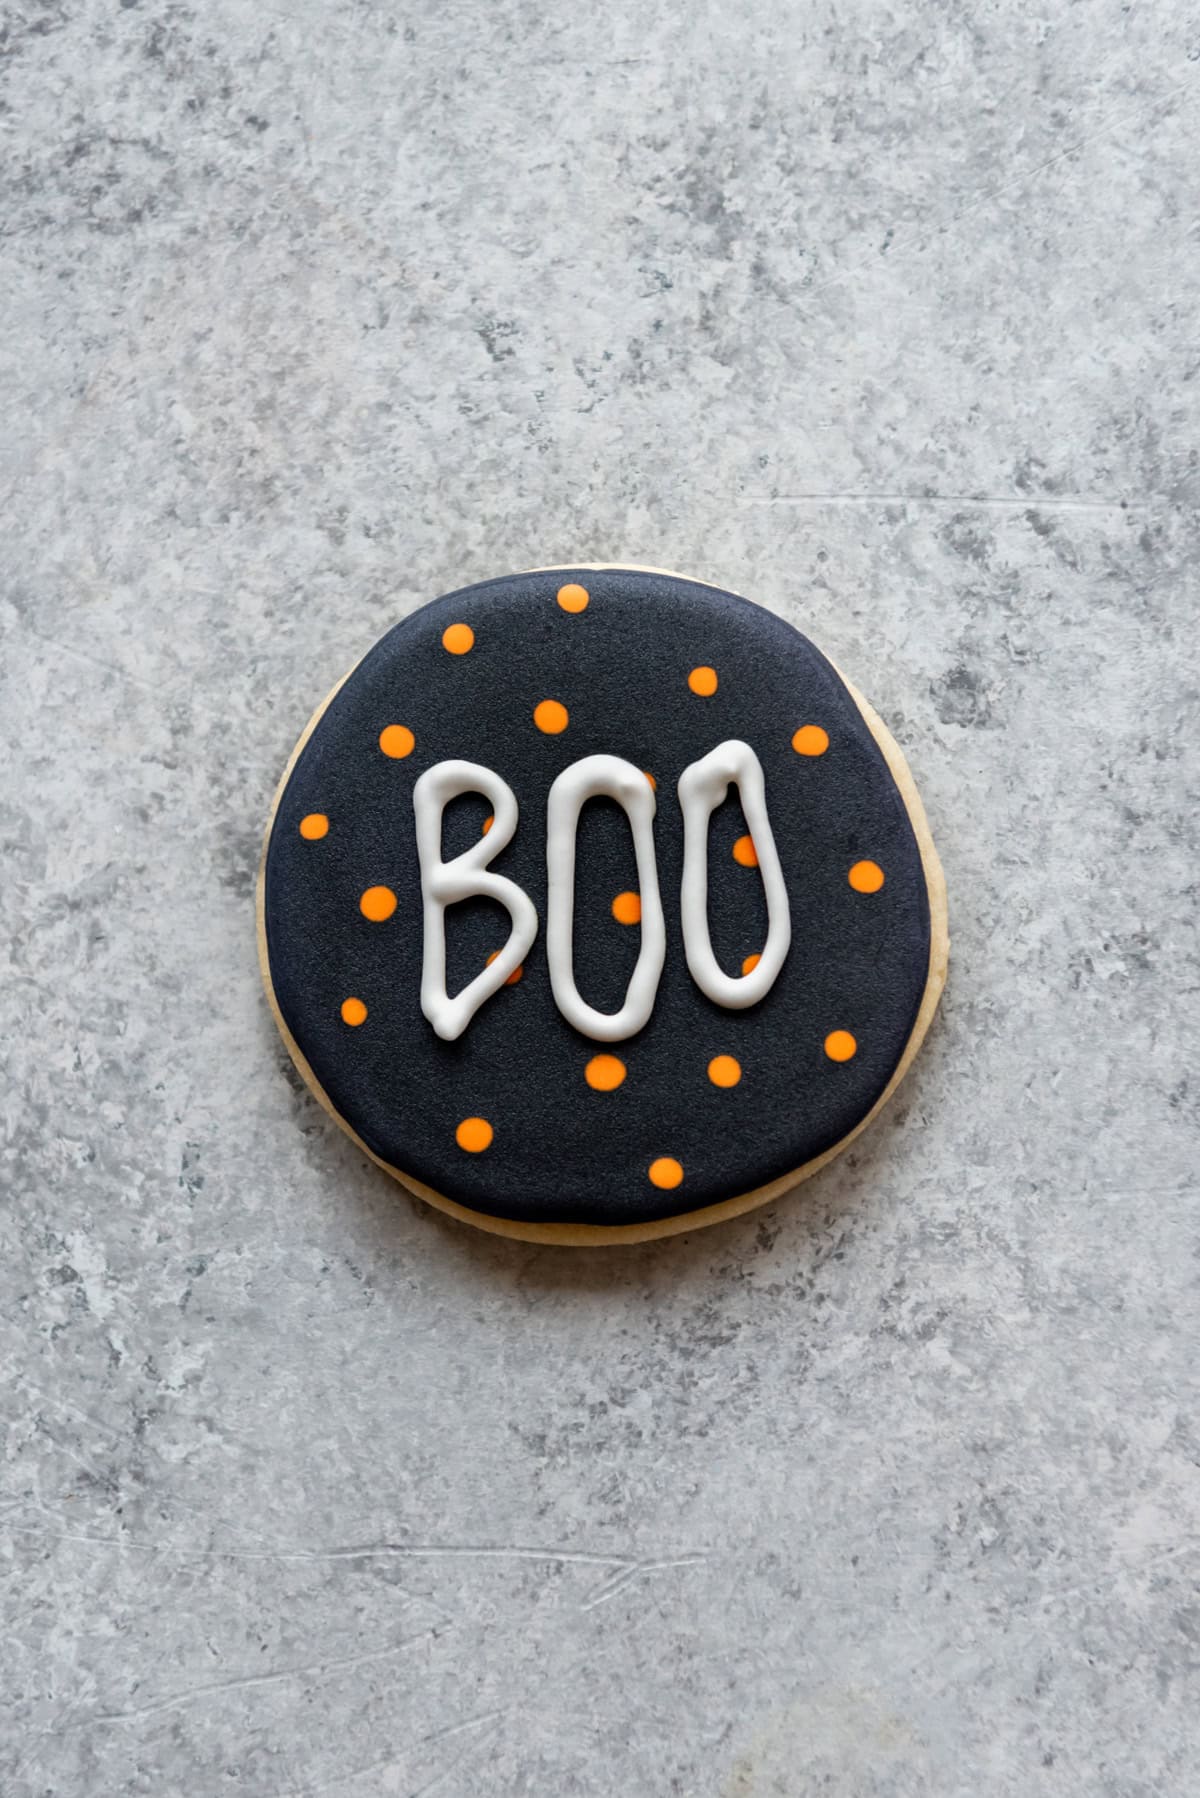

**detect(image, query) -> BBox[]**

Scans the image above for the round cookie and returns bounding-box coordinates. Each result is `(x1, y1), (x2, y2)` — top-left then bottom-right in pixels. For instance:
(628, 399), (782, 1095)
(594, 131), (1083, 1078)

(258, 566), (948, 1244)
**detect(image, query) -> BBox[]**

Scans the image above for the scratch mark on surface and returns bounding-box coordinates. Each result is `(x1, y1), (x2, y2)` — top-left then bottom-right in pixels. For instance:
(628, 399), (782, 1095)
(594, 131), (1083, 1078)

(16, 1381), (126, 1444)
(580, 1554), (709, 1611)
(33, 1432), (113, 1490)
(11, 621), (162, 695)
(406, 1712), (508, 1798)
(9, 1510), (704, 1577)
(738, 493), (1142, 515)
(82, 1625), (443, 1727)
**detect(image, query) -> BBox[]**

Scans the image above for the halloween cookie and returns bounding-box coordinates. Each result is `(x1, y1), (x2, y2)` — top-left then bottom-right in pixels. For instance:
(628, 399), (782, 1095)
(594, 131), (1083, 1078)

(258, 566), (947, 1243)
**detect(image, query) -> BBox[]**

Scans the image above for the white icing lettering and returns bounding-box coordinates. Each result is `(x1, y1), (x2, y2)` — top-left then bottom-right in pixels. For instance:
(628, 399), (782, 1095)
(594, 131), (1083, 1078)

(413, 760), (539, 1042)
(546, 755), (666, 1042)
(678, 739), (791, 1007)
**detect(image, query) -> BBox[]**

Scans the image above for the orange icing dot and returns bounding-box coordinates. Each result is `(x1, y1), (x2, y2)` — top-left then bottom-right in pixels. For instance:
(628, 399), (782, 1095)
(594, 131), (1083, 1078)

(611, 891), (642, 926)
(644, 771), (657, 791)
(299, 813), (329, 840)
(792, 724), (829, 756)
(456, 1116), (493, 1153)
(688, 665), (718, 697)
(732, 835), (758, 868)
(482, 815), (494, 835)
(824, 1030), (857, 1063)
(585, 1054), (627, 1092)
(486, 949), (523, 986)
(649, 1156), (684, 1190)
(359, 885), (397, 922)
(442, 622), (475, 655)
(742, 953), (761, 976)
(340, 997), (367, 1026)
(534, 698), (569, 734)
(849, 860), (885, 894)
(378, 724), (414, 759)
(707, 1054), (742, 1088)
(556, 583), (590, 614)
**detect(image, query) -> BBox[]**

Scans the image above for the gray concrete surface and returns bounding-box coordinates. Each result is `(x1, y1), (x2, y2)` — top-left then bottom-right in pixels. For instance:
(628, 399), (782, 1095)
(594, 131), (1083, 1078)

(3, 2), (1198, 1793)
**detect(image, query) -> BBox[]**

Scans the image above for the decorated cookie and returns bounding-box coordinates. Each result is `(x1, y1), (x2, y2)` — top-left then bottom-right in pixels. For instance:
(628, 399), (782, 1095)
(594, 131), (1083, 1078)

(258, 567), (947, 1243)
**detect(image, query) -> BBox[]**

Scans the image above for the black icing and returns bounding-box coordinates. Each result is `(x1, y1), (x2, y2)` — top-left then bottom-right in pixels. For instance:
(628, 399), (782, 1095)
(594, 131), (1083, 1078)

(263, 569), (932, 1226)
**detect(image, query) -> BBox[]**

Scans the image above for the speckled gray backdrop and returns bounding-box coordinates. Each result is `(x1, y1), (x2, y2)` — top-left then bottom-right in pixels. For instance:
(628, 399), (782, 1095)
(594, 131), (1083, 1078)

(2, 2), (1198, 1794)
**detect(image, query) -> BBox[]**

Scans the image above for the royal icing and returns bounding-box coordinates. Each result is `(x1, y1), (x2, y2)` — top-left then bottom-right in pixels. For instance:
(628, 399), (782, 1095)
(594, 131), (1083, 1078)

(678, 739), (791, 1009)
(545, 753), (667, 1042)
(413, 759), (538, 1042)
(261, 567), (943, 1233)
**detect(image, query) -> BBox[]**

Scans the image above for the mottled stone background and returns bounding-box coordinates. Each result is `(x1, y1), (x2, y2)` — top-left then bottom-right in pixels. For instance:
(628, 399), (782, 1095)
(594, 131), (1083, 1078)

(2, 2), (1198, 1793)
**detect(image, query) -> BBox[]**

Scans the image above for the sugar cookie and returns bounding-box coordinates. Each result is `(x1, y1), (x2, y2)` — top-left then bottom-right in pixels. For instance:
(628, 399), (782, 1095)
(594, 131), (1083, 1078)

(258, 567), (947, 1243)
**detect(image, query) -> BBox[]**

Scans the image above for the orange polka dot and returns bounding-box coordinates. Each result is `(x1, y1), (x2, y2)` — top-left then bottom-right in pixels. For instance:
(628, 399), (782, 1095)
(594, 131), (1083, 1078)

(688, 665), (718, 697)
(644, 771), (657, 791)
(534, 699), (569, 734)
(340, 997), (367, 1027)
(742, 953), (761, 976)
(456, 1116), (493, 1153)
(824, 1030), (857, 1063)
(849, 860), (885, 894)
(649, 1156), (684, 1190)
(442, 622), (475, 655)
(556, 583), (590, 614)
(612, 891), (641, 926)
(359, 885), (397, 922)
(299, 813), (329, 840)
(707, 1054), (742, 1088)
(486, 949), (523, 986)
(482, 815), (494, 835)
(733, 835), (758, 868)
(792, 724), (829, 756)
(378, 724), (414, 759)
(585, 1054), (626, 1092)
